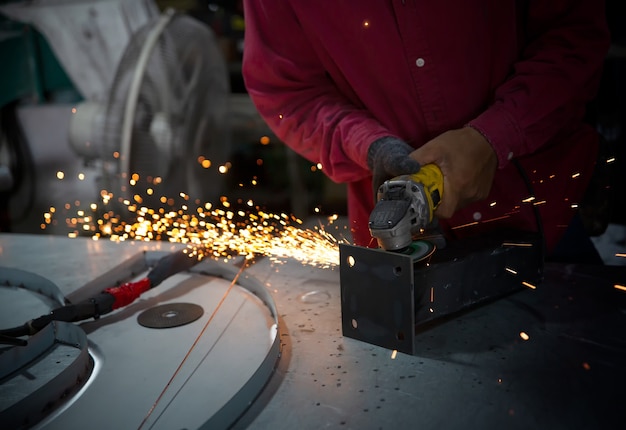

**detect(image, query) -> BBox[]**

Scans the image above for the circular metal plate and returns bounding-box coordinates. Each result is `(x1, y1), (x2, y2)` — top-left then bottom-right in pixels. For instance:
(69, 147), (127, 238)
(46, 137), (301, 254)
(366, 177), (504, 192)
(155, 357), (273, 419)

(137, 302), (204, 329)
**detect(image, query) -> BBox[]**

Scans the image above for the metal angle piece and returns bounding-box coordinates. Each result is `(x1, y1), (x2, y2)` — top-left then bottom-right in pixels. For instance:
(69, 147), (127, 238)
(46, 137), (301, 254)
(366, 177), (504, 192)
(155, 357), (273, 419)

(340, 244), (416, 353)
(340, 231), (543, 355)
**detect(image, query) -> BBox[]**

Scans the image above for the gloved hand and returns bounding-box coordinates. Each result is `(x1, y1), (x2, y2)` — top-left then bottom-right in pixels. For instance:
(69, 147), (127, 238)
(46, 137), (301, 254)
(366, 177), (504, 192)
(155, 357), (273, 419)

(410, 127), (497, 218)
(367, 136), (421, 199)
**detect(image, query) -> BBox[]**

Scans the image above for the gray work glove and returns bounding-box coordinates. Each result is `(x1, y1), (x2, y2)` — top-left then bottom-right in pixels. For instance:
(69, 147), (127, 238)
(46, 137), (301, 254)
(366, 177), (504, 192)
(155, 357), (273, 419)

(367, 136), (421, 200)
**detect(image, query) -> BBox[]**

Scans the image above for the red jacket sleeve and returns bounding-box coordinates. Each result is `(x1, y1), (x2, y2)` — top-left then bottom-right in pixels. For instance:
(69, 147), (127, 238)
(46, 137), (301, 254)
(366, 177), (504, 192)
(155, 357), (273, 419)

(467, 0), (610, 168)
(242, 0), (393, 183)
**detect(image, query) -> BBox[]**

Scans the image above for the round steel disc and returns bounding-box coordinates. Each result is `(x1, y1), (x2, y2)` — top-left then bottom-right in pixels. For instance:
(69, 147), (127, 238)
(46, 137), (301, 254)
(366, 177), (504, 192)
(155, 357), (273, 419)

(137, 302), (204, 329)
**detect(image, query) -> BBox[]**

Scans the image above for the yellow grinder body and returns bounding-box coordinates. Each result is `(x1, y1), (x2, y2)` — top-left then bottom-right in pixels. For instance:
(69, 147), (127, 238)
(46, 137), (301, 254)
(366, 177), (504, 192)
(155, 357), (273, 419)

(368, 164), (444, 251)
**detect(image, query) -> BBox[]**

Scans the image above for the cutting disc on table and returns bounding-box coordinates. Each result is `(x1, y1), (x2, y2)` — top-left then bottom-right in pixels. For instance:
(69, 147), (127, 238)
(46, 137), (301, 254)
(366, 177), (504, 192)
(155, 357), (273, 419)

(399, 240), (436, 263)
(138, 302), (204, 328)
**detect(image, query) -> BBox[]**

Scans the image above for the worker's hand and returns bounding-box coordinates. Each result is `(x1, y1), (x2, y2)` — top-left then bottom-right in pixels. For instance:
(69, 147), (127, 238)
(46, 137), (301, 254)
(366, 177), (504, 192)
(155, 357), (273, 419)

(367, 137), (421, 200)
(410, 127), (498, 218)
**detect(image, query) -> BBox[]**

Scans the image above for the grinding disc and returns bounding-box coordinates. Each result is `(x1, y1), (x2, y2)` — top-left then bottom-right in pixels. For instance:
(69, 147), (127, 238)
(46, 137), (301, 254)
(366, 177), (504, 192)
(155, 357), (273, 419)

(137, 303), (204, 329)
(399, 240), (436, 263)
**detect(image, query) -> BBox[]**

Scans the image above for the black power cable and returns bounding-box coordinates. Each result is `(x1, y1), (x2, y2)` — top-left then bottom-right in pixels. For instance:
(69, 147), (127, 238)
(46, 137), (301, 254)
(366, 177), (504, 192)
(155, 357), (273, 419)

(0, 250), (200, 343)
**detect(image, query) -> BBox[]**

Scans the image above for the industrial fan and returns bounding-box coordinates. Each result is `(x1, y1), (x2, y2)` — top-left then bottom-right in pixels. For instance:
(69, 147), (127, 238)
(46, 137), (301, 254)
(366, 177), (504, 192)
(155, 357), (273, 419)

(68, 8), (230, 211)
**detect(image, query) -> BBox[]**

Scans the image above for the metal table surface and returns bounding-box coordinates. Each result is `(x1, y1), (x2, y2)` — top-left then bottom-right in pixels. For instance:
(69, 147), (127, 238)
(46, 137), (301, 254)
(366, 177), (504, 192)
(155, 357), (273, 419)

(1, 233), (625, 429)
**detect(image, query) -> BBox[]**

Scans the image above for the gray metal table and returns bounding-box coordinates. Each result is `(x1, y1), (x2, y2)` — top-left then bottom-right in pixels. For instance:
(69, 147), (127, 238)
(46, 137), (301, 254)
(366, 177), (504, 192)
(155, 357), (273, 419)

(1, 233), (625, 429)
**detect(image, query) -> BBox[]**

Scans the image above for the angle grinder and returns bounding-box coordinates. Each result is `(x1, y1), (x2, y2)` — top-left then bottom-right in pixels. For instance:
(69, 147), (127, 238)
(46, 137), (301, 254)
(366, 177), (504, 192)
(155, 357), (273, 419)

(368, 163), (444, 261)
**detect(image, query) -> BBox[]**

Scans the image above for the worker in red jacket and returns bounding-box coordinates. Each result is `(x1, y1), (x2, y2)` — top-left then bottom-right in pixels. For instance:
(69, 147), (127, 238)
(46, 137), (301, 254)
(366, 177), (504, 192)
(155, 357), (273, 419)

(242, 1), (610, 262)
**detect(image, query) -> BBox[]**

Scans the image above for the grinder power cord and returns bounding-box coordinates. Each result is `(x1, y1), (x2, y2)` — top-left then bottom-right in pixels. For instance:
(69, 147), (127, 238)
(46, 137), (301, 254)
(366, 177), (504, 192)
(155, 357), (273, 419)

(0, 250), (199, 344)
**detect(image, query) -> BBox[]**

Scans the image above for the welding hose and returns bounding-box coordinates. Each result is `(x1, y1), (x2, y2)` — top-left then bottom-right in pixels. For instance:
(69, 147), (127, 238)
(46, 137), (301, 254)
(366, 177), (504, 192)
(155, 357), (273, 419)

(0, 250), (199, 341)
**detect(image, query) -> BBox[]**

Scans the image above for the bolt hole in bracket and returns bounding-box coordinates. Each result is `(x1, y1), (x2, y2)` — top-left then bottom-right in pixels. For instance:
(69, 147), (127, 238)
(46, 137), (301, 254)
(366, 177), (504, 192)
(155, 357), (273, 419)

(340, 230), (543, 355)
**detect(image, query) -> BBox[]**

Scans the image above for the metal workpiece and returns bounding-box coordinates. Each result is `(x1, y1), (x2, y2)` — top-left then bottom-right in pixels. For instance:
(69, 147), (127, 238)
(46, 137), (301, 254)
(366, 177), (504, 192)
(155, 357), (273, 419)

(340, 231), (543, 355)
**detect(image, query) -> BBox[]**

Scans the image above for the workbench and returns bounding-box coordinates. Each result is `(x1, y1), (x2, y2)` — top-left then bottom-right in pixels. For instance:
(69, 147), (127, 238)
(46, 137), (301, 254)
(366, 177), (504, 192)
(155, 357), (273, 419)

(1, 232), (625, 429)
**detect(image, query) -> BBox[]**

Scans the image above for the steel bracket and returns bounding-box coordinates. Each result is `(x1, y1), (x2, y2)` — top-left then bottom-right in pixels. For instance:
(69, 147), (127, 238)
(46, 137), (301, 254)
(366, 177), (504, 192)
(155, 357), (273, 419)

(340, 231), (543, 355)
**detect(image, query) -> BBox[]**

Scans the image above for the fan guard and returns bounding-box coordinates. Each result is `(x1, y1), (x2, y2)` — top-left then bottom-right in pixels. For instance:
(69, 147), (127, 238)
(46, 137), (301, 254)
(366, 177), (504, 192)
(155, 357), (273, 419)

(72, 9), (230, 212)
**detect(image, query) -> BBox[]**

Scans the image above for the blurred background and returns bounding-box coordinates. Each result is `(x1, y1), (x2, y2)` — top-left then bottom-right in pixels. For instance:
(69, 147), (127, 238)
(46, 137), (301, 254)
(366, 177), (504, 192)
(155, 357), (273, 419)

(0, 0), (624, 263)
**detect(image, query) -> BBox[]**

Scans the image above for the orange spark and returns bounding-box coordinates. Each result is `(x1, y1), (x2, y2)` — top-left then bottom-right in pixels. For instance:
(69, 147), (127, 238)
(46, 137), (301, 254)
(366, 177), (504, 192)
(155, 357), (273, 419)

(49, 189), (342, 268)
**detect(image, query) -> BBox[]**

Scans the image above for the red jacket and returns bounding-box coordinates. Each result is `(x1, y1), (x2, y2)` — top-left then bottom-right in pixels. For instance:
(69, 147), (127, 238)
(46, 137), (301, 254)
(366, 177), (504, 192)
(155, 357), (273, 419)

(242, 0), (609, 252)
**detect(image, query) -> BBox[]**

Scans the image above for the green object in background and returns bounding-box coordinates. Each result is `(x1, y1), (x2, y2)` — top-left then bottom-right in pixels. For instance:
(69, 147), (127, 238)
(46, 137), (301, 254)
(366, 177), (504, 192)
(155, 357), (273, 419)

(0, 15), (78, 108)
(0, 19), (41, 107)
(34, 30), (75, 97)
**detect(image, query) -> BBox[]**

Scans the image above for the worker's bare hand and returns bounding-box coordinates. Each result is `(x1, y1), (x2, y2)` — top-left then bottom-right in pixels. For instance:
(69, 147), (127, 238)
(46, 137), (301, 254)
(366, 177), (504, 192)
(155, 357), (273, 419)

(410, 127), (497, 218)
